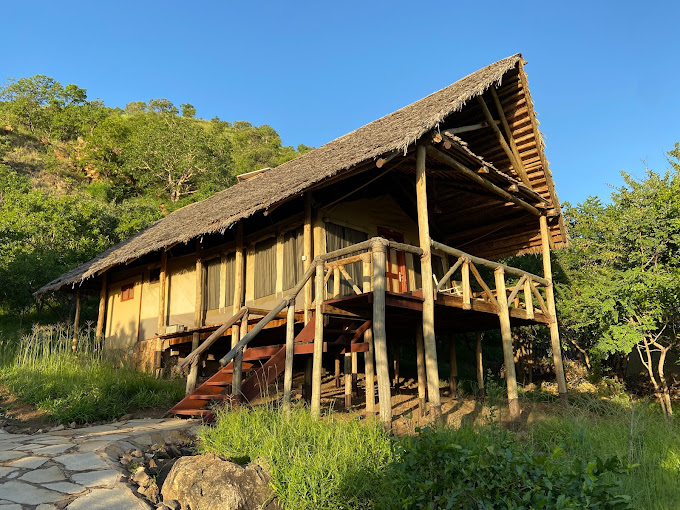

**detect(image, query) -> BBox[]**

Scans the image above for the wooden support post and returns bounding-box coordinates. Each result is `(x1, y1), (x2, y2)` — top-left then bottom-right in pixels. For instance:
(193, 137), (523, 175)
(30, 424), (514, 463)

(95, 273), (107, 349)
(334, 357), (341, 387)
(449, 336), (458, 398)
(364, 328), (375, 414)
(372, 240), (392, 428)
(351, 352), (358, 396)
(392, 344), (400, 389)
(416, 326), (427, 418)
(282, 304), (295, 416)
(475, 331), (485, 398)
(303, 356), (313, 404)
(232, 310), (247, 399)
(231, 223), (245, 397)
(416, 145), (442, 418)
(540, 215), (568, 402)
(303, 193), (313, 324)
(158, 250), (167, 335)
(333, 267), (340, 298)
(72, 289), (81, 353)
(344, 352), (352, 408)
(311, 262), (324, 418)
(462, 260), (471, 310)
(494, 267), (520, 420)
(186, 241), (203, 395)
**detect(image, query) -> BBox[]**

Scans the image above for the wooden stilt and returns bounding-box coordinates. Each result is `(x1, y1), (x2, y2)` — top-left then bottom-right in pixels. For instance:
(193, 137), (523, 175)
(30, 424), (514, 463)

(186, 241), (204, 395)
(540, 215), (568, 403)
(158, 250), (167, 335)
(311, 263), (324, 418)
(351, 352), (358, 396)
(372, 240), (392, 428)
(72, 289), (81, 353)
(475, 331), (485, 398)
(449, 336), (458, 398)
(392, 344), (400, 389)
(364, 328), (375, 414)
(231, 223), (245, 399)
(416, 327), (427, 418)
(416, 145), (442, 419)
(494, 267), (520, 420)
(95, 273), (107, 350)
(344, 352), (352, 408)
(303, 356), (313, 404)
(282, 304), (295, 415)
(334, 357), (341, 388)
(232, 310), (248, 399)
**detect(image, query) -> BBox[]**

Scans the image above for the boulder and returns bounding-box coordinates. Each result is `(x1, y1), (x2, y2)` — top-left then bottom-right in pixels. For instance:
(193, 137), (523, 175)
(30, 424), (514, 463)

(161, 454), (279, 510)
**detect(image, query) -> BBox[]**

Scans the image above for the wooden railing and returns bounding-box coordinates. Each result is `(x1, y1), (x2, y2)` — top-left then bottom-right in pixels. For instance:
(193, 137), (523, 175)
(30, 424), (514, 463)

(431, 240), (551, 319)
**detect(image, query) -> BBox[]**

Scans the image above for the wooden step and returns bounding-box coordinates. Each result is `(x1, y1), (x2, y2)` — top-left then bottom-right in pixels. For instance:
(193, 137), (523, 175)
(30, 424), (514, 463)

(171, 409), (215, 419)
(188, 394), (231, 400)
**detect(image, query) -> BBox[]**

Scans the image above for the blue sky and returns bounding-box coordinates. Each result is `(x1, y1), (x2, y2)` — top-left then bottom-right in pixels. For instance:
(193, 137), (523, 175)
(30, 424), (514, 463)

(2, 1), (678, 206)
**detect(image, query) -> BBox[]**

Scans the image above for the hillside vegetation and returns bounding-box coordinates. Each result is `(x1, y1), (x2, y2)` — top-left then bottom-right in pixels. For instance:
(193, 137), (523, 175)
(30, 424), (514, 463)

(0, 75), (312, 323)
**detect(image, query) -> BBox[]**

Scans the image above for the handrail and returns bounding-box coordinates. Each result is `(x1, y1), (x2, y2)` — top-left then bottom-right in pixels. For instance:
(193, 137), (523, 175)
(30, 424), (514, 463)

(431, 240), (549, 287)
(178, 306), (248, 370)
(219, 257), (319, 367)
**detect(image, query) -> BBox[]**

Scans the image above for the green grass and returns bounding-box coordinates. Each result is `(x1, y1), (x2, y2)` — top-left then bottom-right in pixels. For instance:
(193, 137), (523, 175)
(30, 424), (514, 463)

(525, 395), (680, 510)
(199, 404), (636, 509)
(0, 322), (185, 424)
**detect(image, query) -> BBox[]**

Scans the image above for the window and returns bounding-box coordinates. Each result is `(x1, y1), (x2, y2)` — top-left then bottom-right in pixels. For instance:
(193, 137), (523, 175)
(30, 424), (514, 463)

(149, 268), (161, 282)
(224, 252), (236, 306)
(283, 226), (304, 290)
(325, 222), (368, 296)
(412, 254), (445, 289)
(121, 283), (134, 301)
(254, 237), (277, 299)
(204, 258), (221, 311)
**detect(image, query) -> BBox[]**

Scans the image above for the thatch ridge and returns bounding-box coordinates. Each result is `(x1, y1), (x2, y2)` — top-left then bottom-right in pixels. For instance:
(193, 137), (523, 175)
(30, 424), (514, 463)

(37, 54), (524, 296)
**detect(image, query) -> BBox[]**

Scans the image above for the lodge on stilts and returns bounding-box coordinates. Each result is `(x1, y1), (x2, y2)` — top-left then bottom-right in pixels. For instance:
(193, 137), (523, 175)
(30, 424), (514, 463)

(37, 54), (569, 427)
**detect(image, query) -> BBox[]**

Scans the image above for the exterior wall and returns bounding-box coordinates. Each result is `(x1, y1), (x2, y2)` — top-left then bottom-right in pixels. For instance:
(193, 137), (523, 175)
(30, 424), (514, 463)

(139, 271), (160, 341)
(105, 274), (143, 349)
(167, 257), (195, 329)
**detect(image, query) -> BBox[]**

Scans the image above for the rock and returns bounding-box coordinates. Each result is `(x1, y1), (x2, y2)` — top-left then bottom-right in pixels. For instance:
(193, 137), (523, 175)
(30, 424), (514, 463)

(50, 424), (65, 432)
(69, 422), (76, 428)
(161, 455), (278, 510)
(131, 469), (153, 488)
(119, 414), (133, 421)
(131, 449), (144, 458)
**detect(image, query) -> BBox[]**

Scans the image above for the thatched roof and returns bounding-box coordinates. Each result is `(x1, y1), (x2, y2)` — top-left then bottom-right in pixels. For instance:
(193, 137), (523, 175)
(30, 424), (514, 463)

(38, 53), (545, 296)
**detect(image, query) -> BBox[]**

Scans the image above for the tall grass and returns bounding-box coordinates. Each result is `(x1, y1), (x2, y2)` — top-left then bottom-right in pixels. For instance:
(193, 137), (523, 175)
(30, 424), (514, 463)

(0, 323), (185, 424)
(199, 406), (393, 509)
(526, 395), (680, 510)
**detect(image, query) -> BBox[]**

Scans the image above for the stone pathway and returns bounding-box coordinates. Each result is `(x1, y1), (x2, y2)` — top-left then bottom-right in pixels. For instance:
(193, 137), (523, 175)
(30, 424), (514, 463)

(0, 418), (199, 509)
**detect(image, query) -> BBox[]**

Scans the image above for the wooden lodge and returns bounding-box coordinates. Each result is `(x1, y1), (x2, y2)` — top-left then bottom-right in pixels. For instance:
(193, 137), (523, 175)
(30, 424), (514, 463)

(37, 54), (569, 427)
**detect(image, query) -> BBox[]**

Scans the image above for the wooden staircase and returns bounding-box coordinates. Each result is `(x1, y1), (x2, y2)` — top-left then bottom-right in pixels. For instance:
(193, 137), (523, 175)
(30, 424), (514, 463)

(168, 316), (370, 421)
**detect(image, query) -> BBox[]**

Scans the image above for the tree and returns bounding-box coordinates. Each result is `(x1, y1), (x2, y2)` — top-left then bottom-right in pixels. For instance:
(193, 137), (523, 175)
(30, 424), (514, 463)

(556, 155), (680, 416)
(181, 103), (196, 118)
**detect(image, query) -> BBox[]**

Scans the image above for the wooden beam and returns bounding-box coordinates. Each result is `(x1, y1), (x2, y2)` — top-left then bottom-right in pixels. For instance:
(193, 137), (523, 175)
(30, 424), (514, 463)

(477, 94), (532, 188)
(475, 332), (485, 398)
(449, 337), (458, 398)
(489, 87), (532, 189)
(157, 250), (167, 335)
(416, 145), (442, 419)
(344, 351), (352, 408)
(363, 256), (375, 415)
(540, 215), (568, 402)
(425, 146), (541, 217)
(494, 267), (520, 421)
(372, 239), (392, 428)
(415, 326), (427, 419)
(303, 193), (313, 324)
(442, 121), (499, 136)
(95, 273), (107, 347)
(72, 289), (81, 353)
(311, 263), (324, 418)
(186, 241), (203, 395)
(282, 304), (295, 416)
(233, 309), (248, 399)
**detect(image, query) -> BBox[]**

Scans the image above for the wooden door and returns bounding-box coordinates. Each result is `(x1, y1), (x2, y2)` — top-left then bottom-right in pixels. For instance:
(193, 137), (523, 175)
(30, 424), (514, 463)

(377, 227), (408, 293)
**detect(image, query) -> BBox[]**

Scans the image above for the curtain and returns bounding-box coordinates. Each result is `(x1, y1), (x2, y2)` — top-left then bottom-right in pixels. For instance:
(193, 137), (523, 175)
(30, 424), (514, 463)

(224, 252), (235, 306)
(325, 222), (368, 297)
(254, 237), (277, 299)
(283, 226), (304, 290)
(204, 258), (221, 311)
